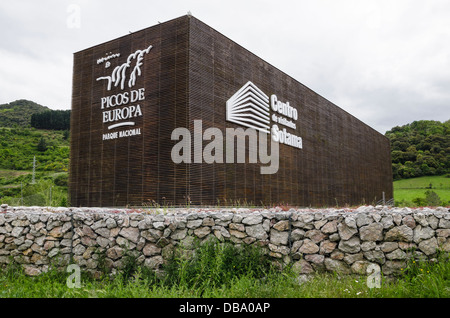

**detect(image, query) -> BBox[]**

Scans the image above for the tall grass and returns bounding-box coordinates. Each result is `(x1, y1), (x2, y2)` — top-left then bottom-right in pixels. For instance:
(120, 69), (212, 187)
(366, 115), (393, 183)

(162, 240), (275, 292)
(0, 242), (448, 298)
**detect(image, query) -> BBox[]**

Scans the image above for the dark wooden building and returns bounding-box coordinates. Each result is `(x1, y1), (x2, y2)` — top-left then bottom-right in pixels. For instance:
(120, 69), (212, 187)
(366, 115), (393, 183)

(69, 15), (393, 207)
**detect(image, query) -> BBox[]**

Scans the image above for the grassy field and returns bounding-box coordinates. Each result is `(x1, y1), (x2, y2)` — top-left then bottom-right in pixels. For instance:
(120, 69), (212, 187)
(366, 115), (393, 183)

(393, 175), (450, 206)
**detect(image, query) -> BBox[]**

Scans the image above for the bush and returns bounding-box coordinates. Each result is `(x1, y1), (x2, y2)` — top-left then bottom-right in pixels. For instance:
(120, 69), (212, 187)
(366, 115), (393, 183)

(59, 197), (68, 207)
(54, 174), (68, 187)
(412, 197), (427, 206)
(37, 137), (48, 152)
(425, 190), (441, 206)
(411, 190), (443, 207)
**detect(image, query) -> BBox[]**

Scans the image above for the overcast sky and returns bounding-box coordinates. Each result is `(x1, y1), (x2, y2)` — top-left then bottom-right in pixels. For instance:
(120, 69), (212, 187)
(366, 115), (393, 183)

(1, 0), (449, 134)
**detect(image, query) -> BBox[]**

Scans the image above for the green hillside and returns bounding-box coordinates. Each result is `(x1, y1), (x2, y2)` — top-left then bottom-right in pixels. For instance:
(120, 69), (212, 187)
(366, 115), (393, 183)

(0, 127), (70, 206)
(0, 127), (69, 171)
(0, 99), (50, 127)
(385, 120), (450, 180)
(0, 100), (70, 206)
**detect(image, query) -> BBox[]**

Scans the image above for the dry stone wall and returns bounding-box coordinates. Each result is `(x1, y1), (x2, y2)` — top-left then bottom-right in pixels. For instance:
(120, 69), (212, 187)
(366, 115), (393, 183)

(0, 204), (449, 277)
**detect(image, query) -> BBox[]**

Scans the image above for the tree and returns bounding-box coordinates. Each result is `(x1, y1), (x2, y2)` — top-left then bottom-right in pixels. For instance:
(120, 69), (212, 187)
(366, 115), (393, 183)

(37, 137), (48, 152)
(425, 190), (441, 206)
(63, 130), (70, 140)
(385, 120), (450, 180)
(31, 110), (71, 130)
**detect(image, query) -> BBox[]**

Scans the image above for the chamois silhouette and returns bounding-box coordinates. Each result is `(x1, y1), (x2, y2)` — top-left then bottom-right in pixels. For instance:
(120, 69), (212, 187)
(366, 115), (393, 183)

(97, 45), (153, 90)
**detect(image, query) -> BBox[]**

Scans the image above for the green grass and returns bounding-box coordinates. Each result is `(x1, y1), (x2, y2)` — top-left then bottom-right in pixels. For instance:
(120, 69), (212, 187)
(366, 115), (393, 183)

(394, 175), (450, 190)
(394, 188), (450, 202)
(394, 175), (450, 206)
(0, 169), (68, 206)
(0, 242), (448, 298)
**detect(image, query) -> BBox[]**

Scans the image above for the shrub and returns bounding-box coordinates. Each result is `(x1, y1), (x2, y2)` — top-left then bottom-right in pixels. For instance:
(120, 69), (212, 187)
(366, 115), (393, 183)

(37, 137), (48, 152)
(53, 174), (68, 187)
(425, 190), (441, 206)
(412, 197), (427, 206)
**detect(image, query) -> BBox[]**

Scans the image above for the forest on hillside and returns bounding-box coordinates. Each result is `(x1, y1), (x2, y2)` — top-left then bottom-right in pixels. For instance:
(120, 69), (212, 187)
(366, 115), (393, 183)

(0, 99), (50, 127)
(385, 120), (450, 180)
(30, 110), (71, 130)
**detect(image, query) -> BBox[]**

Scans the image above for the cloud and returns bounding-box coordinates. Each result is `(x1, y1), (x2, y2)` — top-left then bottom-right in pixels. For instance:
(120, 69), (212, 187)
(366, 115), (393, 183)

(0, 0), (449, 134)
(0, 48), (72, 108)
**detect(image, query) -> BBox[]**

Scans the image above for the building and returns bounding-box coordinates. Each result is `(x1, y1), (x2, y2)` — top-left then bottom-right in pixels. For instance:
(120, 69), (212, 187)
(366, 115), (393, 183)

(69, 15), (393, 207)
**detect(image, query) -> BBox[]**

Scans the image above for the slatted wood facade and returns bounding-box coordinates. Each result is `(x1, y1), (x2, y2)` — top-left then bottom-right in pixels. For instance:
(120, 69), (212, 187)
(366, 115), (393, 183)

(69, 15), (393, 207)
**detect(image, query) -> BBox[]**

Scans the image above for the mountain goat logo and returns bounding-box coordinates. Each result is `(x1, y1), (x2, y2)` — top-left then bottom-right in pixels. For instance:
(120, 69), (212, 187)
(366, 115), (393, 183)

(96, 45), (153, 91)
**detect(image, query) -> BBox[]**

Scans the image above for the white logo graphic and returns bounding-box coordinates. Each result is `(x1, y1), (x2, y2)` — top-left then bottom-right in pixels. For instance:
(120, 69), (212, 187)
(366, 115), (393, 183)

(226, 81), (271, 134)
(226, 81), (303, 150)
(96, 45), (153, 91)
(97, 44), (152, 138)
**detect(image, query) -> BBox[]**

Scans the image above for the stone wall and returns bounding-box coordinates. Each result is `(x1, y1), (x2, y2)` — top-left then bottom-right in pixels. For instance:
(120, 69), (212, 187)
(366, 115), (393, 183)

(0, 204), (449, 276)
